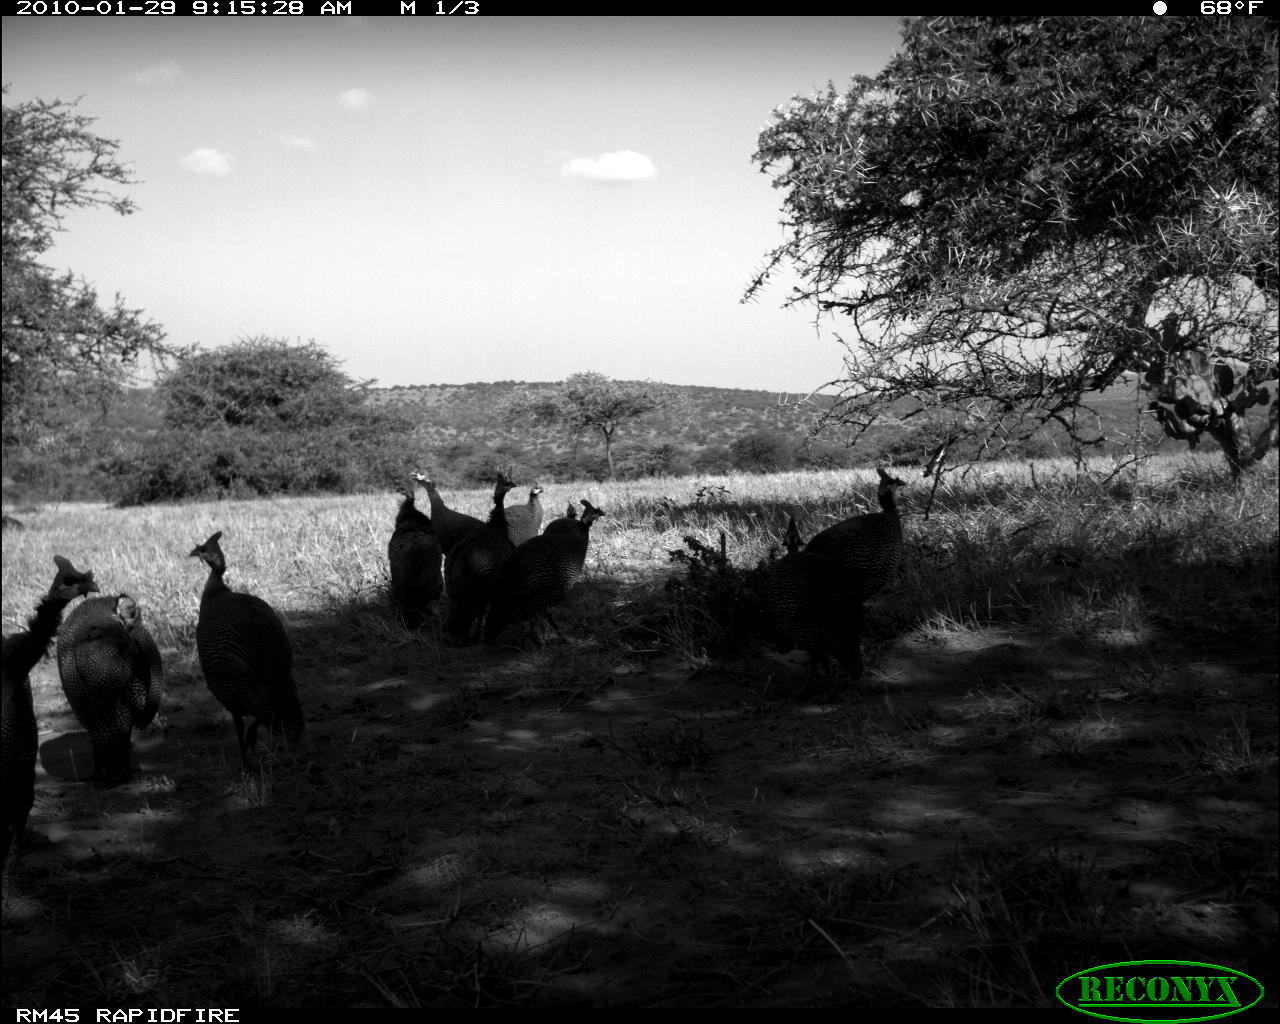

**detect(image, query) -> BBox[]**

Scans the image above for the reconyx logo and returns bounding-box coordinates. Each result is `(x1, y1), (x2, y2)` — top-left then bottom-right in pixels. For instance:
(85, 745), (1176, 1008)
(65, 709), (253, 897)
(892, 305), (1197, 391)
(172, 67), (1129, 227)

(1056, 961), (1264, 1022)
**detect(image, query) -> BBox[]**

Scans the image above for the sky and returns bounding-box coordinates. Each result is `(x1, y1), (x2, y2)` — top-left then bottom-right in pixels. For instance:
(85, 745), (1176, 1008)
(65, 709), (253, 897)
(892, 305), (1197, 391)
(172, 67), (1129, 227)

(2, 16), (907, 394)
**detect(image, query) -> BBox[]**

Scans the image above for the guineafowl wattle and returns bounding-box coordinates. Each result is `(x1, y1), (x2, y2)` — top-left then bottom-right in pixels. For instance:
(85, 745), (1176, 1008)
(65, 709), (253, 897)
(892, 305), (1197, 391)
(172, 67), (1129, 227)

(419, 473), (487, 556)
(388, 475), (444, 628)
(3, 557), (98, 862)
(190, 531), (303, 771)
(541, 502), (580, 536)
(443, 473), (516, 643)
(485, 500), (605, 643)
(757, 517), (864, 696)
(803, 467), (906, 601)
(504, 486), (545, 547)
(56, 591), (164, 785)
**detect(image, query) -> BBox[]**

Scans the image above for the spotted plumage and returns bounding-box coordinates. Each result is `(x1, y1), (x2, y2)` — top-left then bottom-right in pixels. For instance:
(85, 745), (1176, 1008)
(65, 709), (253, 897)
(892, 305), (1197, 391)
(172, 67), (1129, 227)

(190, 531), (303, 771)
(3, 557), (98, 861)
(388, 475), (443, 628)
(444, 474), (517, 643)
(758, 517), (864, 696)
(57, 591), (164, 784)
(485, 500), (605, 643)
(541, 501), (580, 536)
(803, 467), (906, 601)
(504, 486), (545, 547)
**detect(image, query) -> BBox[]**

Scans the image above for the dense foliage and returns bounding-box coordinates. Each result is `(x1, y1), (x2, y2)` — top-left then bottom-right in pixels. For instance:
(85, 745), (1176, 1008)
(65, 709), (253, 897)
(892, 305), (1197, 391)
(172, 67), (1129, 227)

(2, 90), (178, 478)
(102, 338), (413, 504)
(749, 16), (1279, 475)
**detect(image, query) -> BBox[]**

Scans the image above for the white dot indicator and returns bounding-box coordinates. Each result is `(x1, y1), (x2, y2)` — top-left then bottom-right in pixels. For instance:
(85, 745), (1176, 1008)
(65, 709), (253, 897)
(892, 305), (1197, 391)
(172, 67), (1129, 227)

(1152, 0), (1166, 11)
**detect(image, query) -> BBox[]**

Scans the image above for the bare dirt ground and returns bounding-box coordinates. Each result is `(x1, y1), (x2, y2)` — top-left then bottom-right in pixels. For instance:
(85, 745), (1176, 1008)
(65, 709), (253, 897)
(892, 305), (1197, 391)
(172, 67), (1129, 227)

(3, 582), (1277, 1008)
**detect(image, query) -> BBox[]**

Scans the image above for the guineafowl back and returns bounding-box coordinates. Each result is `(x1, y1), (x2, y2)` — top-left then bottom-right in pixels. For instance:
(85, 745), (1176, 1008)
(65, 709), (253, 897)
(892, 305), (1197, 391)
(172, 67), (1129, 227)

(58, 596), (164, 728)
(197, 588), (293, 692)
(421, 477), (485, 554)
(764, 551), (864, 679)
(804, 475), (904, 599)
(389, 486), (444, 611)
(505, 487), (545, 547)
(485, 502), (603, 641)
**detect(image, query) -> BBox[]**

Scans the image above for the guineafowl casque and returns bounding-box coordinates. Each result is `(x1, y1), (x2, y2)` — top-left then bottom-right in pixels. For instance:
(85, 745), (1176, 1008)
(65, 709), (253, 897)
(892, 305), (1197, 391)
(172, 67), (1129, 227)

(190, 531), (303, 771)
(541, 501), (580, 536)
(443, 473), (517, 643)
(803, 467), (907, 601)
(755, 517), (865, 697)
(3, 557), (98, 863)
(57, 590), (164, 784)
(419, 472), (486, 555)
(388, 475), (444, 628)
(504, 486), (545, 547)
(485, 499), (606, 643)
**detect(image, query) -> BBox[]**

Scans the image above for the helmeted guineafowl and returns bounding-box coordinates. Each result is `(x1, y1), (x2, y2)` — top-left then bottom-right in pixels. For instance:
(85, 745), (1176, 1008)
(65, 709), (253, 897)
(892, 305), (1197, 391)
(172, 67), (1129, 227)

(388, 475), (444, 628)
(419, 472), (486, 555)
(443, 473), (516, 643)
(190, 531), (303, 771)
(57, 591), (164, 784)
(3, 557), (98, 862)
(803, 467), (906, 601)
(757, 517), (864, 696)
(541, 501), (580, 536)
(484, 499), (606, 643)
(504, 486), (544, 547)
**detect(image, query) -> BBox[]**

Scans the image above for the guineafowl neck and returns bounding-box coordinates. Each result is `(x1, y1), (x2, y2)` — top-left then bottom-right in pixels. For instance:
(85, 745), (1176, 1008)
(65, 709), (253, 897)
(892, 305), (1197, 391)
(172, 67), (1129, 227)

(29, 593), (72, 642)
(201, 565), (230, 600)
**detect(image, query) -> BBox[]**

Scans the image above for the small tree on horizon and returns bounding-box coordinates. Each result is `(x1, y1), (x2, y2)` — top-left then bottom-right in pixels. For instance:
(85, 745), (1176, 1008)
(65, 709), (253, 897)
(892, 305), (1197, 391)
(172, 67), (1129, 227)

(511, 372), (681, 479)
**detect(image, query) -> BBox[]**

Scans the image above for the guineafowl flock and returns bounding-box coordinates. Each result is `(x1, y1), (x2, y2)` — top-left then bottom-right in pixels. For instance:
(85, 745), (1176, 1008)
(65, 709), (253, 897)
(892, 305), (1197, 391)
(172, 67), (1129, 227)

(1, 466), (906, 863)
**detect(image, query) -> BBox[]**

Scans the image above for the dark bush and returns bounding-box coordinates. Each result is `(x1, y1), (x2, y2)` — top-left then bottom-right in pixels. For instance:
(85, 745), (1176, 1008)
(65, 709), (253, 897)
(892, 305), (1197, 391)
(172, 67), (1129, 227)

(729, 430), (797, 472)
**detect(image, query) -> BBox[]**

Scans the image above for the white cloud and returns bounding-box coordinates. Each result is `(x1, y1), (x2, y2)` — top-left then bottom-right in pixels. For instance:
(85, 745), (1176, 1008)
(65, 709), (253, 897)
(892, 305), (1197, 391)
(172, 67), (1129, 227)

(338, 88), (373, 111)
(280, 135), (319, 152)
(129, 60), (180, 86)
(560, 150), (657, 183)
(179, 148), (234, 177)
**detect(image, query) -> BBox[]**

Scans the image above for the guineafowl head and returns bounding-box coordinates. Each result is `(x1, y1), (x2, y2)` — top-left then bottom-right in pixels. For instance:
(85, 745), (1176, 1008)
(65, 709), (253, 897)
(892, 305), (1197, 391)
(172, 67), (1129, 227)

(494, 472), (517, 500)
(564, 502), (578, 520)
(579, 500), (606, 527)
(783, 516), (803, 556)
(115, 594), (142, 630)
(876, 467), (907, 498)
(189, 531), (227, 571)
(50, 555), (100, 600)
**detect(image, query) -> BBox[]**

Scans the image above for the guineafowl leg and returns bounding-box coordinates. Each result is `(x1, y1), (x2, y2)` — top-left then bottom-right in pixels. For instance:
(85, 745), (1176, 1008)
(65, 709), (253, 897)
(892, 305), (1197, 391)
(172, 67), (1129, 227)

(230, 712), (255, 771)
(93, 717), (133, 785)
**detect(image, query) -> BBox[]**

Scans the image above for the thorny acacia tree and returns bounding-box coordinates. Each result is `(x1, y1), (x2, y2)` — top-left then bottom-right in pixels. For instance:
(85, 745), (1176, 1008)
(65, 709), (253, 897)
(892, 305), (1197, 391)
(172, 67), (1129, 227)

(2, 90), (176, 455)
(747, 17), (1278, 476)
(514, 372), (680, 479)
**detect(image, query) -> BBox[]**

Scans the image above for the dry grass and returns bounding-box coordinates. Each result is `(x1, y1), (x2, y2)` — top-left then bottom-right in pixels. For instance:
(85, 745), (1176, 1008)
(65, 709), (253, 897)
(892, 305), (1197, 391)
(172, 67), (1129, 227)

(2, 452), (1276, 1007)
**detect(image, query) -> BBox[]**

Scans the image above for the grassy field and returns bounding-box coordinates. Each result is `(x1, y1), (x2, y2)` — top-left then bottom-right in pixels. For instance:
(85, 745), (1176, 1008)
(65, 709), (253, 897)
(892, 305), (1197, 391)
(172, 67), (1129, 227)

(2, 453), (1277, 1008)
